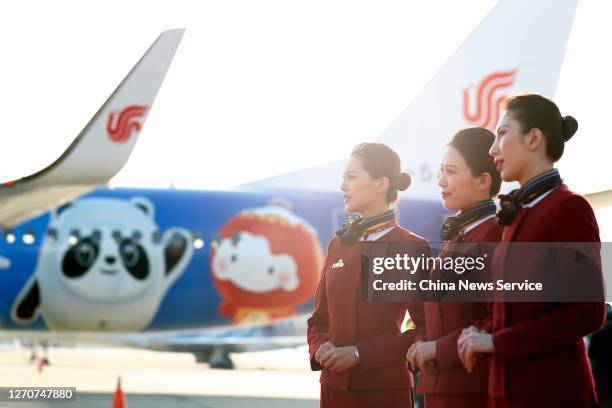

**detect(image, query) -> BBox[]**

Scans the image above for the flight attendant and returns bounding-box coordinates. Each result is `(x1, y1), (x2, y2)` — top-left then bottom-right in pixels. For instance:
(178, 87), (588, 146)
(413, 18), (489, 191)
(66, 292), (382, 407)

(307, 142), (430, 408)
(457, 94), (605, 407)
(407, 127), (502, 408)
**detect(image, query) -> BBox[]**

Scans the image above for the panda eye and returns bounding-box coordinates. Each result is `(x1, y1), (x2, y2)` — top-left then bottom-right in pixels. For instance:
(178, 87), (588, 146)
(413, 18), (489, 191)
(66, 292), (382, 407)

(268, 266), (274, 275)
(76, 243), (95, 268)
(121, 243), (140, 268)
(230, 254), (238, 263)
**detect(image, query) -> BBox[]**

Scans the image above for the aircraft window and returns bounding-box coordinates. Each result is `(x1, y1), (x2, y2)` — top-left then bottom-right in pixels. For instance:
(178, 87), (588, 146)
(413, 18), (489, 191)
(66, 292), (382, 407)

(193, 233), (205, 249)
(23, 229), (36, 245)
(5, 231), (16, 244)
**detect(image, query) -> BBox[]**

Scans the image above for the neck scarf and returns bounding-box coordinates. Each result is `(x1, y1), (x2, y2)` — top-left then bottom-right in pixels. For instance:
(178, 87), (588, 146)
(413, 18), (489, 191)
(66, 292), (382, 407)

(336, 209), (397, 245)
(497, 168), (562, 226)
(440, 199), (496, 241)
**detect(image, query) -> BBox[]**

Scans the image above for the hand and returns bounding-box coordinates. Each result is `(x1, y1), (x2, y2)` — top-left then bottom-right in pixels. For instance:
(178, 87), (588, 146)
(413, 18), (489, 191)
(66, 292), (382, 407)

(315, 341), (335, 366)
(406, 342), (420, 372)
(457, 326), (494, 373)
(414, 341), (437, 372)
(318, 345), (359, 372)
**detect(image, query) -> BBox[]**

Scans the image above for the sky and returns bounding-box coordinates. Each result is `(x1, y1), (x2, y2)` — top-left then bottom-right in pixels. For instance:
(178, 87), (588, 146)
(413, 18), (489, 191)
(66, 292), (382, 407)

(0, 0), (610, 237)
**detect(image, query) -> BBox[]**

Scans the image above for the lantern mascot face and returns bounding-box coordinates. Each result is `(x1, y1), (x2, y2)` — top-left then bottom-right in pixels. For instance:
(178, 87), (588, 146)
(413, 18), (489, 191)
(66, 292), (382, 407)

(210, 206), (323, 325)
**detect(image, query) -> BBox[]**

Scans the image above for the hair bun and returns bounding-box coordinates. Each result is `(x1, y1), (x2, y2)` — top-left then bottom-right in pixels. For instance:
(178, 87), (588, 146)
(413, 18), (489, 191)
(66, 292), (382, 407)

(398, 172), (411, 191)
(561, 115), (578, 142)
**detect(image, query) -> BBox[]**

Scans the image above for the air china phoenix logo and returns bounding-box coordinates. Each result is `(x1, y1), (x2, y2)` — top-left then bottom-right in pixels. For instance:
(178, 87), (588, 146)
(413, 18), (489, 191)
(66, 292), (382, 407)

(463, 69), (517, 131)
(107, 105), (148, 143)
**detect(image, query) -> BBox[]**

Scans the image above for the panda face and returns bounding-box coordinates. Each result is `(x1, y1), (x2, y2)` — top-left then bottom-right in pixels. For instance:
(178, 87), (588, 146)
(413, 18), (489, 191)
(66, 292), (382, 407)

(61, 229), (149, 281)
(10, 196), (196, 332)
(54, 226), (154, 302)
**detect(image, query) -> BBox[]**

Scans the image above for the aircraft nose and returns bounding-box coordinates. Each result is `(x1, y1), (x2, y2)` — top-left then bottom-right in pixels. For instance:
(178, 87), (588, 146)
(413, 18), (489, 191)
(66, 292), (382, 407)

(105, 256), (116, 265)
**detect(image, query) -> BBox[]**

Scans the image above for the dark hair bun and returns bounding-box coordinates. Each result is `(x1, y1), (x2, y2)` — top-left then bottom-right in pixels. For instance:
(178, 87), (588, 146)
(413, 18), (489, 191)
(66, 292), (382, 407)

(561, 115), (578, 142)
(398, 172), (411, 191)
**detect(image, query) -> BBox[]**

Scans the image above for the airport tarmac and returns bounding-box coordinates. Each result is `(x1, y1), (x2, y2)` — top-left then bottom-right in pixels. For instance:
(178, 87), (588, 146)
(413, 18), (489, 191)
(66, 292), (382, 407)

(0, 344), (320, 407)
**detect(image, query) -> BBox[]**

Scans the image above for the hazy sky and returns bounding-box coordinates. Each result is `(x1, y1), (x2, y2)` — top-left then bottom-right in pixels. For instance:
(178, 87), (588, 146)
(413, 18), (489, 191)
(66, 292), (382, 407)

(0, 0), (610, 236)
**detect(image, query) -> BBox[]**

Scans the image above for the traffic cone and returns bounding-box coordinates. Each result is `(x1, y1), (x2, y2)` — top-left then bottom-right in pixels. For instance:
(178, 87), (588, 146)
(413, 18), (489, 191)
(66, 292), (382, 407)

(37, 358), (44, 373)
(111, 377), (127, 408)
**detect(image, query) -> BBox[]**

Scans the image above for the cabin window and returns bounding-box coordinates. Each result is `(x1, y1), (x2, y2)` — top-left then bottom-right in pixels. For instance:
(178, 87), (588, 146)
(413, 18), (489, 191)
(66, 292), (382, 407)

(22, 229), (36, 245)
(4, 231), (16, 244)
(193, 232), (204, 249)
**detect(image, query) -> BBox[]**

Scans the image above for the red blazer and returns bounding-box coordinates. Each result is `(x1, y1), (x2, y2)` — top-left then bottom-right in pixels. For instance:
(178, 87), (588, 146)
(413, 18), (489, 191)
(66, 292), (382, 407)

(307, 225), (430, 391)
(489, 184), (605, 401)
(418, 217), (502, 397)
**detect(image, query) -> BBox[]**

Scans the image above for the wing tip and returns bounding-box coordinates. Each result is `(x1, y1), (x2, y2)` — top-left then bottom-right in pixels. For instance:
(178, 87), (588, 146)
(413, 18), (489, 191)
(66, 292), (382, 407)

(161, 28), (186, 37)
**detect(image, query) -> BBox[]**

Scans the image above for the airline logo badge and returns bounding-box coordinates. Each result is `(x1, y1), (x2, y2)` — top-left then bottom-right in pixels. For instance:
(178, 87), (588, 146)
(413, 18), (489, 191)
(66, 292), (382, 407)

(463, 69), (517, 132)
(107, 105), (148, 143)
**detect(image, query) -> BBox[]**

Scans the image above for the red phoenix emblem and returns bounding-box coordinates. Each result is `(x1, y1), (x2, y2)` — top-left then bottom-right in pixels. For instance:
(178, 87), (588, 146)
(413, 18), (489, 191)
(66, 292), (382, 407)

(106, 105), (148, 143)
(463, 69), (517, 131)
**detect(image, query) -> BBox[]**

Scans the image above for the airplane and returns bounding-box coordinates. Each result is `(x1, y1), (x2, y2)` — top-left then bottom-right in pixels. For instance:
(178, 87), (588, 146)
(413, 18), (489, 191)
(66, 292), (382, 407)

(0, 0), (608, 370)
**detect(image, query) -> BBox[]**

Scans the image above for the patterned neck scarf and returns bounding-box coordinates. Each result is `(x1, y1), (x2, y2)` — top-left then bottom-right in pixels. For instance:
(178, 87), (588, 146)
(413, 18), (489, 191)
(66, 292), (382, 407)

(336, 209), (397, 245)
(497, 168), (562, 226)
(440, 199), (496, 241)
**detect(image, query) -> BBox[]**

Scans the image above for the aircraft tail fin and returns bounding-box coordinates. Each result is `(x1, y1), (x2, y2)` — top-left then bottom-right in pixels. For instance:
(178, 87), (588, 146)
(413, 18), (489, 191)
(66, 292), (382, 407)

(240, 0), (578, 200)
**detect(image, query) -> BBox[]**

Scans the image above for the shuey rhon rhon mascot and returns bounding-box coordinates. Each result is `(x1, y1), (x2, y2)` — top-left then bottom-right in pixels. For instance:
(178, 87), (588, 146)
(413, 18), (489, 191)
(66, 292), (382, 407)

(210, 205), (323, 324)
(11, 197), (193, 331)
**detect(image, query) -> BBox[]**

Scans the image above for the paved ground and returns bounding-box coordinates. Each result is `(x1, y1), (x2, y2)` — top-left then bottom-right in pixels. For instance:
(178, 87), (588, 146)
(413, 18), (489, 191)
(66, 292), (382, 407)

(0, 394), (318, 408)
(0, 344), (319, 408)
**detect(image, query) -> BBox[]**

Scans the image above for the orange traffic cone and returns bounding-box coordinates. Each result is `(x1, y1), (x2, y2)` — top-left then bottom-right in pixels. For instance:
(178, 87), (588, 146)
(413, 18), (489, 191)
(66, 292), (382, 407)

(111, 377), (127, 408)
(37, 358), (44, 373)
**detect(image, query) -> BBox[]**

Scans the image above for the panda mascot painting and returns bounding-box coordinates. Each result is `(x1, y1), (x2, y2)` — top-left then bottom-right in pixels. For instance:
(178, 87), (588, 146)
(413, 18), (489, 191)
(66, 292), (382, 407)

(210, 205), (323, 325)
(11, 197), (194, 332)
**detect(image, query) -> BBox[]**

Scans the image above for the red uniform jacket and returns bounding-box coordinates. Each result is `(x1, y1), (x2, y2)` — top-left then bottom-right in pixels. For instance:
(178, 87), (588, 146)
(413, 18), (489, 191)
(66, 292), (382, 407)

(490, 184), (605, 401)
(418, 217), (502, 397)
(307, 225), (430, 391)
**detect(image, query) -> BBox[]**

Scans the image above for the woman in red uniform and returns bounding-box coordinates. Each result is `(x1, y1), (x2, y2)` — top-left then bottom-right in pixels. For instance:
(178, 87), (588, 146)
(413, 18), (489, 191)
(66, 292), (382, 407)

(307, 142), (429, 408)
(407, 127), (502, 407)
(457, 94), (605, 407)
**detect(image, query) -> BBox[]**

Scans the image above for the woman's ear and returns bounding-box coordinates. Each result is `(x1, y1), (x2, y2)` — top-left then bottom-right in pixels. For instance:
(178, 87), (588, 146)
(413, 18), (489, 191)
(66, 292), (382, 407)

(375, 177), (390, 196)
(526, 128), (546, 152)
(477, 172), (492, 193)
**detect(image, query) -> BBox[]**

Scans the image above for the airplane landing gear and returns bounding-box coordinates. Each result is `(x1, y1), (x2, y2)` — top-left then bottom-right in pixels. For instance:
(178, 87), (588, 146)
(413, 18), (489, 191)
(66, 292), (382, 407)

(208, 346), (234, 369)
(40, 342), (50, 366)
(193, 350), (212, 364)
(27, 342), (50, 365)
